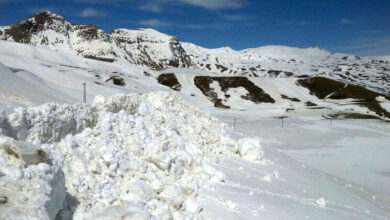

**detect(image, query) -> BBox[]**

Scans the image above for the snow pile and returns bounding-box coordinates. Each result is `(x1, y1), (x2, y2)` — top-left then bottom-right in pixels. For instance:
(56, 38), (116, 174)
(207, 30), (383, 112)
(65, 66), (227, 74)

(0, 92), (264, 219)
(0, 137), (65, 220)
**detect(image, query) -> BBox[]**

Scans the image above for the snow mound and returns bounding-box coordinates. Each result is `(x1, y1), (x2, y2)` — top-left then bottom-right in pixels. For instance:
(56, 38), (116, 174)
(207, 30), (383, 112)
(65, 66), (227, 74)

(237, 137), (264, 162)
(0, 137), (65, 220)
(0, 92), (264, 219)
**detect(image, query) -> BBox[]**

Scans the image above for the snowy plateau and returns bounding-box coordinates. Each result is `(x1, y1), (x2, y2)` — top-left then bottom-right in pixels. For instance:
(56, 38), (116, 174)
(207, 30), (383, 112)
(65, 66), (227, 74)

(0, 11), (389, 220)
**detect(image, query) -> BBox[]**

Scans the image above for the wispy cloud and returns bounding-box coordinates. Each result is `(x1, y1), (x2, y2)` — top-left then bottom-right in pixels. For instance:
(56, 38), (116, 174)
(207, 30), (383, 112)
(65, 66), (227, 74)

(139, 19), (172, 27)
(139, 2), (163, 13)
(182, 24), (204, 29)
(341, 18), (354, 25)
(139, 0), (243, 12)
(222, 14), (249, 21)
(80, 8), (107, 17)
(136, 18), (234, 30)
(177, 0), (242, 9)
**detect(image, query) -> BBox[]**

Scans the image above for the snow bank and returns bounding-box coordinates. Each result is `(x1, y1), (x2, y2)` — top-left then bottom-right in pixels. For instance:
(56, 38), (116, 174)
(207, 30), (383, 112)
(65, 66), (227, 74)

(0, 137), (65, 220)
(0, 92), (264, 219)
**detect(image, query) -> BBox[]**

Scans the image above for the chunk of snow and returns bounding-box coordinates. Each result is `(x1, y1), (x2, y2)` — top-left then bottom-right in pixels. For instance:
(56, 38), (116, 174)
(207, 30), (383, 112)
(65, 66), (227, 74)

(0, 137), (65, 220)
(316, 197), (327, 208)
(238, 137), (264, 161)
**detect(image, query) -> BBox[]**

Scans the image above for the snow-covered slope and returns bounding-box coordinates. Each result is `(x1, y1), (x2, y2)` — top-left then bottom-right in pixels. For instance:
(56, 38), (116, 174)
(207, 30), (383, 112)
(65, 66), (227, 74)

(1, 40), (389, 120)
(182, 42), (390, 95)
(0, 11), (194, 70)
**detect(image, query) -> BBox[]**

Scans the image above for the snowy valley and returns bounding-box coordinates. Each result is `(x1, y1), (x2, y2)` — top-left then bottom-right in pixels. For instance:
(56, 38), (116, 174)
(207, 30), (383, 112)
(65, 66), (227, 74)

(0, 11), (389, 220)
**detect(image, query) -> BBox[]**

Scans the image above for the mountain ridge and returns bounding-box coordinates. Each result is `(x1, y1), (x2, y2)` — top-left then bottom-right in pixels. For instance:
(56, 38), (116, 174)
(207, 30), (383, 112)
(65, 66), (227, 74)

(0, 11), (194, 70)
(1, 11), (390, 95)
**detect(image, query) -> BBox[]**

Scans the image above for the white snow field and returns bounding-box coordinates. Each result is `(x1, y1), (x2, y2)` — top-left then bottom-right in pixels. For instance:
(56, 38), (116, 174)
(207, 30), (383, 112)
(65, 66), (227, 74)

(0, 40), (389, 219)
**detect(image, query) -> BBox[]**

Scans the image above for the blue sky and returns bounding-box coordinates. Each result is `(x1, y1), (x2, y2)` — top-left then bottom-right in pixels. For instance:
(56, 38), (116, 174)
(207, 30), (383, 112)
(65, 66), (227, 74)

(0, 0), (389, 56)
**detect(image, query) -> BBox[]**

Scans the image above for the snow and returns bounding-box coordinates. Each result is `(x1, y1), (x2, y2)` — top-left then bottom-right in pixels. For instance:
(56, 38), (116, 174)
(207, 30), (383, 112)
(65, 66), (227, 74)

(0, 137), (65, 220)
(237, 137), (264, 162)
(0, 32), (389, 219)
(0, 92), (264, 219)
(182, 42), (390, 95)
(0, 12), (193, 69)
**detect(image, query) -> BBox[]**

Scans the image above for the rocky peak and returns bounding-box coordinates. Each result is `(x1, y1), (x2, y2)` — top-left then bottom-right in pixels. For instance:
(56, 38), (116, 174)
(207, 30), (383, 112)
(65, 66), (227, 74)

(0, 12), (195, 70)
(110, 28), (194, 69)
(1, 11), (71, 43)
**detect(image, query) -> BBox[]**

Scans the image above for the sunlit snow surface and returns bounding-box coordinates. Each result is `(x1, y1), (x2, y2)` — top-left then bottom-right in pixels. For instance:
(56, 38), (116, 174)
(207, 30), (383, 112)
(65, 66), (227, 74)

(0, 40), (389, 219)
(213, 111), (390, 219)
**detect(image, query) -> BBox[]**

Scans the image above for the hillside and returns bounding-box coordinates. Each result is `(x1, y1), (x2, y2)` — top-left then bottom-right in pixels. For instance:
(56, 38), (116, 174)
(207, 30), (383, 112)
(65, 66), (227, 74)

(0, 40), (389, 120)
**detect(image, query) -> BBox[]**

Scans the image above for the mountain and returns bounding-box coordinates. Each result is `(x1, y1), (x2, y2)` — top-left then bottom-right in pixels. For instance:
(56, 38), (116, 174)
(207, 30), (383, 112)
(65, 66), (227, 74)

(182, 42), (390, 95)
(1, 11), (390, 96)
(0, 11), (389, 119)
(0, 11), (194, 70)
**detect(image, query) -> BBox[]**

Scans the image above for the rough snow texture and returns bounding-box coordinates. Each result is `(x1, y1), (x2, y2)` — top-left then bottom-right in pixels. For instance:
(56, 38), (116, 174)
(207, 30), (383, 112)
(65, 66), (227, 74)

(0, 11), (194, 70)
(0, 137), (65, 220)
(0, 92), (263, 219)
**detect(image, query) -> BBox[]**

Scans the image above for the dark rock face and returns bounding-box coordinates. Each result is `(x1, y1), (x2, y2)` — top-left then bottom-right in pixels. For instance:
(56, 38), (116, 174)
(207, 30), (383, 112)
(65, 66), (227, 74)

(74, 24), (109, 41)
(169, 38), (193, 68)
(106, 76), (126, 86)
(194, 76), (275, 108)
(157, 73), (182, 91)
(297, 77), (390, 118)
(281, 95), (300, 102)
(2, 11), (70, 44)
(304, 101), (318, 106)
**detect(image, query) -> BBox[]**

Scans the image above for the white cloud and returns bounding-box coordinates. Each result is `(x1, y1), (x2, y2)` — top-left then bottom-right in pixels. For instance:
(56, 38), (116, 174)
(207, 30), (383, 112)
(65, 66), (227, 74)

(139, 0), (243, 12)
(341, 18), (354, 24)
(139, 19), (171, 27)
(139, 3), (163, 13)
(80, 8), (107, 17)
(177, 0), (242, 9)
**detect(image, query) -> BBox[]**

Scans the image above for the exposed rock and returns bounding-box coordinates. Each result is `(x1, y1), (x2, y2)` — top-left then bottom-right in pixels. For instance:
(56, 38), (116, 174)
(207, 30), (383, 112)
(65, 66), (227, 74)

(157, 73), (181, 91)
(106, 76), (126, 86)
(194, 76), (275, 108)
(281, 95), (300, 102)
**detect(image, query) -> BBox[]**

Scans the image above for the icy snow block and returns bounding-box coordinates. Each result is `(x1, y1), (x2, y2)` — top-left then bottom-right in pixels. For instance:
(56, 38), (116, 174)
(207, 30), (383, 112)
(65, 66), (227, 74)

(1, 140), (47, 165)
(237, 137), (264, 162)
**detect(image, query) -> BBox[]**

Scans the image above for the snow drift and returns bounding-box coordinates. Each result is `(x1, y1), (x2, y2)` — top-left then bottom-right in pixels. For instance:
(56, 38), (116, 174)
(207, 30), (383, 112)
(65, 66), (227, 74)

(0, 92), (264, 219)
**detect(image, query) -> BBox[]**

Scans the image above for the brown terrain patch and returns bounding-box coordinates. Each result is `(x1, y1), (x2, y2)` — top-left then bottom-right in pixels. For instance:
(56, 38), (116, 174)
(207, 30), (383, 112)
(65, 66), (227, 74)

(297, 77), (390, 118)
(194, 76), (275, 108)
